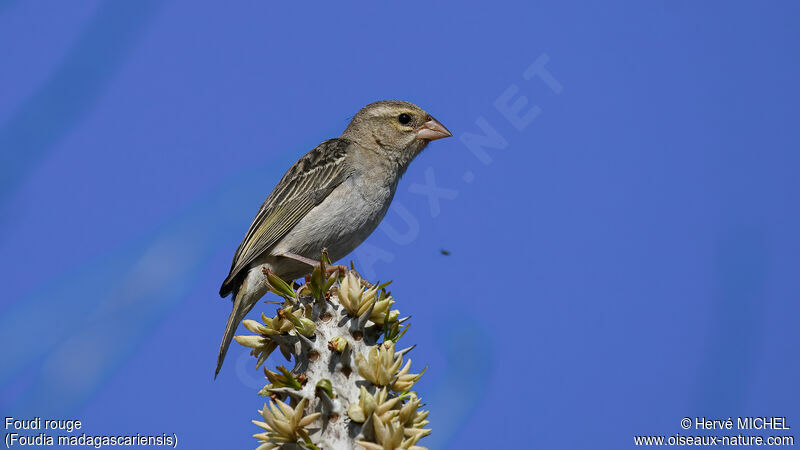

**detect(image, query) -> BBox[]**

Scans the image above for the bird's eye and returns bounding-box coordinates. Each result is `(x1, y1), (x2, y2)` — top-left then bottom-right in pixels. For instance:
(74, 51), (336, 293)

(397, 113), (412, 125)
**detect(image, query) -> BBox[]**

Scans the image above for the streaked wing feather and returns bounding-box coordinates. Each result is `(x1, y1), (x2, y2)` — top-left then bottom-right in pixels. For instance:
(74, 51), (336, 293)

(221, 139), (352, 293)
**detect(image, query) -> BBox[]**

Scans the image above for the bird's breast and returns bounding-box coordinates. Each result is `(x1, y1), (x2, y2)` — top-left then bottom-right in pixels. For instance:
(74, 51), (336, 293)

(269, 175), (397, 262)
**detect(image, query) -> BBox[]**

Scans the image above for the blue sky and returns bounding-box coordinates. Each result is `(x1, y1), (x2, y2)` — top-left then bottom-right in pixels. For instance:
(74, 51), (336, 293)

(1, 2), (798, 448)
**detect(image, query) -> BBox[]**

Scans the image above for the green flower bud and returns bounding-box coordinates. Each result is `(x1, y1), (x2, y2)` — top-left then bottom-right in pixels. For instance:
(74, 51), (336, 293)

(328, 336), (348, 353)
(264, 270), (296, 299)
(315, 378), (334, 399)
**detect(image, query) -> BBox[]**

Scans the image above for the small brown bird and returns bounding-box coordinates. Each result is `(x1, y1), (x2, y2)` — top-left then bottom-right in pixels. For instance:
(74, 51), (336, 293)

(215, 100), (451, 377)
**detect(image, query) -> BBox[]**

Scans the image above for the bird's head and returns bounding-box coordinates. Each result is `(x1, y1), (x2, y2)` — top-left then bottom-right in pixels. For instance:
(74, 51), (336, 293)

(342, 100), (452, 162)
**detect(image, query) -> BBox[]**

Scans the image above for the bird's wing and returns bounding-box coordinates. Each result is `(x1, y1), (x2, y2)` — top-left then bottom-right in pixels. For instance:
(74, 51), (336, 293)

(220, 138), (353, 296)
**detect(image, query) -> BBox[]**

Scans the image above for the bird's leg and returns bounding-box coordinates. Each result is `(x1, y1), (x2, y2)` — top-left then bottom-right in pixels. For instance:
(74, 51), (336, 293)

(279, 252), (320, 267)
(281, 250), (373, 288)
(280, 252), (348, 278)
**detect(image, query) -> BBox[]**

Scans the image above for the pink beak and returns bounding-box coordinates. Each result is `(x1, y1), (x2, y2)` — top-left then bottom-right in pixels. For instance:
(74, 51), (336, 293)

(415, 117), (452, 141)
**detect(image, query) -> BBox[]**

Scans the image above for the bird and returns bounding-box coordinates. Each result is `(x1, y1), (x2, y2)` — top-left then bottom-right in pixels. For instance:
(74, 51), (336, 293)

(215, 100), (452, 377)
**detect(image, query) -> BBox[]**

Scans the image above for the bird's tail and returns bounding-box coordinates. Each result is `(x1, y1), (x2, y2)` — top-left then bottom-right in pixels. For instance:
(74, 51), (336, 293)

(215, 284), (256, 379)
